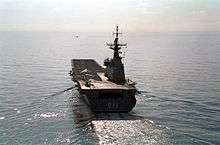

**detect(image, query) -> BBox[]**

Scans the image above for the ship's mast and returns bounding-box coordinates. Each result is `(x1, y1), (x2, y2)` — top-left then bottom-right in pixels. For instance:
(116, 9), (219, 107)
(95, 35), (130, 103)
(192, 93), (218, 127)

(107, 25), (127, 60)
(104, 25), (126, 84)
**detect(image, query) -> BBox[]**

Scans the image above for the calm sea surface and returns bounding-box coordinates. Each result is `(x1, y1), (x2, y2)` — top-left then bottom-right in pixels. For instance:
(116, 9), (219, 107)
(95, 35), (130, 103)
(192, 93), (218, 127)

(0, 32), (220, 145)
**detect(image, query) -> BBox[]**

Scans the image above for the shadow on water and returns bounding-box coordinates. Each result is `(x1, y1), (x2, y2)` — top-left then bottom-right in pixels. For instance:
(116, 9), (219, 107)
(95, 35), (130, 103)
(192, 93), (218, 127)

(69, 88), (173, 145)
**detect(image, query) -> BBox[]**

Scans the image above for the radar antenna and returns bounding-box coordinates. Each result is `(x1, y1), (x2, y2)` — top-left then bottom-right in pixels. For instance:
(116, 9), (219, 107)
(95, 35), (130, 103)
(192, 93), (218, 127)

(106, 25), (127, 59)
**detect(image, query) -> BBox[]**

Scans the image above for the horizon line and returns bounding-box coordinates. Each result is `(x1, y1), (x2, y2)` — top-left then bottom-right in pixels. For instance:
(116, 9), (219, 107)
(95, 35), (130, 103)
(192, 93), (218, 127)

(0, 30), (219, 33)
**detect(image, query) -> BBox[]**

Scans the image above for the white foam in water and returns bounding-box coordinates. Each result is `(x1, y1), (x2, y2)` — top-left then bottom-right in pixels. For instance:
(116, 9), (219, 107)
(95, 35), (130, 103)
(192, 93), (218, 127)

(59, 138), (71, 143)
(33, 114), (38, 119)
(149, 120), (154, 124)
(0, 116), (5, 120)
(27, 118), (32, 121)
(92, 120), (166, 145)
(40, 112), (59, 118)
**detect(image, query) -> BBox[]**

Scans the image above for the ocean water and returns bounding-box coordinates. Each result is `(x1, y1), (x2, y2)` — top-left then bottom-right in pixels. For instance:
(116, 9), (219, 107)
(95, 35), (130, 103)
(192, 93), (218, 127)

(0, 31), (220, 145)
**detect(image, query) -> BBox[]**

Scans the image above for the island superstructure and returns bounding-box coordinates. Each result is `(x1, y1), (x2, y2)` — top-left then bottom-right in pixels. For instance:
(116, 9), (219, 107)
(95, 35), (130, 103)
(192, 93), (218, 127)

(70, 26), (137, 112)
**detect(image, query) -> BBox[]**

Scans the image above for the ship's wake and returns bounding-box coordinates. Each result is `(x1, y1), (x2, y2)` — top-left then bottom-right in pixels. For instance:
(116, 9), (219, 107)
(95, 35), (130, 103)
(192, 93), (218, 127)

(92, 119), (169, 145)
(70, 89), (173, 145)
(42, 86), (74, 99)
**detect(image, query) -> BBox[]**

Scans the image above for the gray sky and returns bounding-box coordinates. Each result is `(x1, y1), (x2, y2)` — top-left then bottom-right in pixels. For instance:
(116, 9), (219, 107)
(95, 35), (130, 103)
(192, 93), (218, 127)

(0, 0), (219, 32)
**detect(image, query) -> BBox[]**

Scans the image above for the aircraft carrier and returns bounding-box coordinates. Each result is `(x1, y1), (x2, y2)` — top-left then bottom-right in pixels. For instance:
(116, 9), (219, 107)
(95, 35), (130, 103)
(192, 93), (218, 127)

(70, 26), (137, 112)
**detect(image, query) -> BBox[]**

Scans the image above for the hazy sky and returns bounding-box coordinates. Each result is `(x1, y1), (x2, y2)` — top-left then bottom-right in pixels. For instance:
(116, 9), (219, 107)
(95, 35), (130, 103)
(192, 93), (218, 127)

(0, 0), (219, 32)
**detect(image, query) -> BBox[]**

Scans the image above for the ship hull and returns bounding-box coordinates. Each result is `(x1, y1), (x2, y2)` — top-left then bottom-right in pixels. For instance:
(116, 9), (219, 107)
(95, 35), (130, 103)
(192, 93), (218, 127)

(71, 59), (137, 113)
(80, 89), (136, 113)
